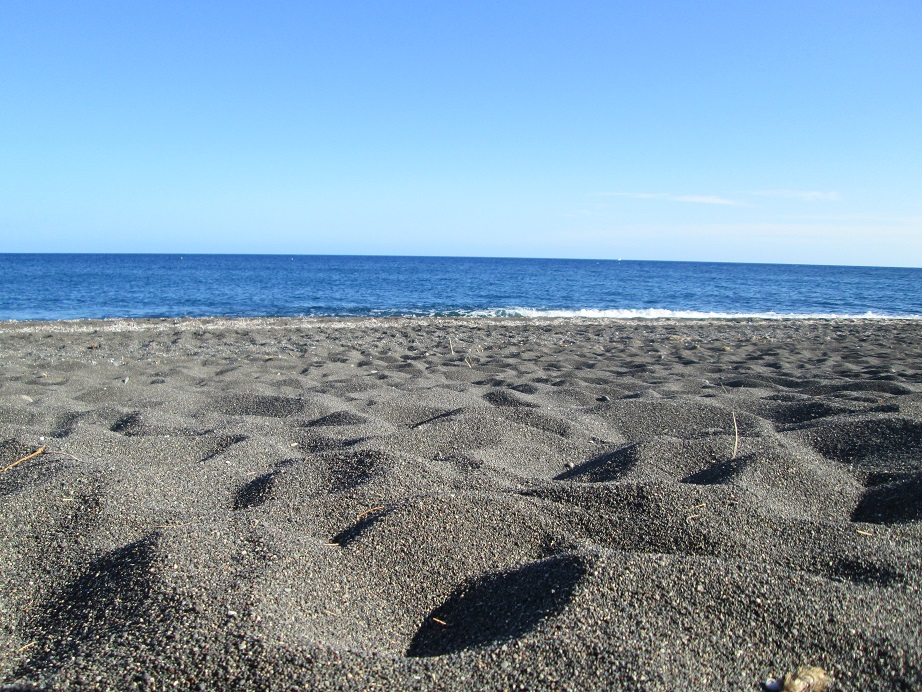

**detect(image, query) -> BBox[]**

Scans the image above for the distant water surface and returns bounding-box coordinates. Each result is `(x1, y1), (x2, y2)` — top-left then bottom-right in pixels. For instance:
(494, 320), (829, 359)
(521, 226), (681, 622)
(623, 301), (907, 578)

(1, 254), (920, 321)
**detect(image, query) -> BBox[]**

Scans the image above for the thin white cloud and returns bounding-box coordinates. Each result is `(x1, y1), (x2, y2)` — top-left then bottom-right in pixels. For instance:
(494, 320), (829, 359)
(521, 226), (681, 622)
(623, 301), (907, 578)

(750, 189), (840, 201)
(602, 192), (742, 206)
(672, 195), (739, 206)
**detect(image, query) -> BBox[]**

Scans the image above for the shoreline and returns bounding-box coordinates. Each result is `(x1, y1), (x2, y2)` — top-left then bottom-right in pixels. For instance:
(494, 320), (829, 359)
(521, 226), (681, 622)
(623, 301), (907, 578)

(2, 318), (920, 689)
(2, 313), (921, 333)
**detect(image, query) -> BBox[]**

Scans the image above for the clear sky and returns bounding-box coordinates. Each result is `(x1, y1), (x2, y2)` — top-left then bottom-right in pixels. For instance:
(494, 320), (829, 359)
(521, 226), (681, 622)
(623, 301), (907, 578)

(2, 1), (920, 266)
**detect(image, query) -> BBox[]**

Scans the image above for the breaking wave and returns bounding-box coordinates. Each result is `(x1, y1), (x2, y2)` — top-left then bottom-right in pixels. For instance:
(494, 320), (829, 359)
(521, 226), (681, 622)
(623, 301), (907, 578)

(462, 308), (922, 320)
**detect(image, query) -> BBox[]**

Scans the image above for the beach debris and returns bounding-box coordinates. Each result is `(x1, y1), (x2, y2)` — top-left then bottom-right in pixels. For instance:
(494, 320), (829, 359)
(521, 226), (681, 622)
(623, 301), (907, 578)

(764, 677), (782, 691)
(731, 411), (739, 459)
(686, 502), (707, 522)
(50, 449), (86, 463)
(410, 407), (464, 429)
(0, 445), (46, 475)
(719, 381), (740, 459)
(782, 666), (832, 692)
(355, 506), (385, 520)
(685, 502), (707, 524)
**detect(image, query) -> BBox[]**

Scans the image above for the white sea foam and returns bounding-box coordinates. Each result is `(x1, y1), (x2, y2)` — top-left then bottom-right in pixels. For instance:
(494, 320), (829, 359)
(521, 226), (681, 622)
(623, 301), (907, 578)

(464, 307), (922, 320)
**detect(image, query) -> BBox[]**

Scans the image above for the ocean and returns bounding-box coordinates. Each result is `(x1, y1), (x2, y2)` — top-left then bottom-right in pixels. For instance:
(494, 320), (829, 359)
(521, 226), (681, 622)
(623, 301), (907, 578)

(1, 254), (920, 321)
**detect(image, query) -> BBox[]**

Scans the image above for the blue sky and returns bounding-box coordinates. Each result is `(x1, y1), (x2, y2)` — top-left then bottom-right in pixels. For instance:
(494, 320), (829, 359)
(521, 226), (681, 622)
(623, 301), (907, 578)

(2, 1), (920, 266)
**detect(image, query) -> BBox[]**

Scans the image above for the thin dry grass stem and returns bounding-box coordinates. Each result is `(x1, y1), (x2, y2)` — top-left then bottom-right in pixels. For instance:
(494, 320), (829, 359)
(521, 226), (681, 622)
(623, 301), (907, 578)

(731, 411), (739, 460)
(0, 445), (46, 475)
(16, 641), (36, 654)
(686, 504), (706, 522)
(856, 529), (874, 537)
(448, 338), (455, 355)
(719, 382), (740, 460)
(47, 450), (85, 463)
(355, 506), (385, 520)
(431, 617), (448, 626)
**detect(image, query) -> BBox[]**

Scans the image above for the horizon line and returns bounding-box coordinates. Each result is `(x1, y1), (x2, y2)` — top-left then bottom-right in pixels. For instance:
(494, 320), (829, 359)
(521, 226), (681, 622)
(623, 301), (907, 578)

(0, 251), (919, 270)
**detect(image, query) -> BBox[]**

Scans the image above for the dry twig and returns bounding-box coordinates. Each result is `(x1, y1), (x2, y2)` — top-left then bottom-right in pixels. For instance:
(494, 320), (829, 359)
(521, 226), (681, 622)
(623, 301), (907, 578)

(355, 506), (385, 520)
(0, 446), (46, 475)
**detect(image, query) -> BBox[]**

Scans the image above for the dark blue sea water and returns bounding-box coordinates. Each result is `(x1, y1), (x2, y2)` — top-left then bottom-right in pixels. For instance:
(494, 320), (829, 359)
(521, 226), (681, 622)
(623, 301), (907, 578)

(1, 254), (920, 321)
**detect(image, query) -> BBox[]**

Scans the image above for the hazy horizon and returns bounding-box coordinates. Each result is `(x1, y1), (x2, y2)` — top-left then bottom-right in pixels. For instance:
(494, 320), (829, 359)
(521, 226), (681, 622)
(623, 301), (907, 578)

(5, 251), (922, 271)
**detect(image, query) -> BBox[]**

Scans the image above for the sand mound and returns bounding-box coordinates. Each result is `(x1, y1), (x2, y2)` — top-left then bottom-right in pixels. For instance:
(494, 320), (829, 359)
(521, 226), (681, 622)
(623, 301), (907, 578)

(1, 317), (920, 689)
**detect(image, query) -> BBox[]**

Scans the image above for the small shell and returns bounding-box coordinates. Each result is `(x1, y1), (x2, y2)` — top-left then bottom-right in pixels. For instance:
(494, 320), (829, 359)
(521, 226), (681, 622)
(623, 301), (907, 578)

(783, 666), (833, 692)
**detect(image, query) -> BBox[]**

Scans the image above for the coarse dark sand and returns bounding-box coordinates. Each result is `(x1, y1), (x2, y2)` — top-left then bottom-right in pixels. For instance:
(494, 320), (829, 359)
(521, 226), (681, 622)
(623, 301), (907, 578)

(1, 317), (920, 690)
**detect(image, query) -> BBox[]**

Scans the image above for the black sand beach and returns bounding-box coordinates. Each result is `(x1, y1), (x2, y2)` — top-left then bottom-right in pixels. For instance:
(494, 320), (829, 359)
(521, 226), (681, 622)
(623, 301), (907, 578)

(1, 317), (920, 690)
